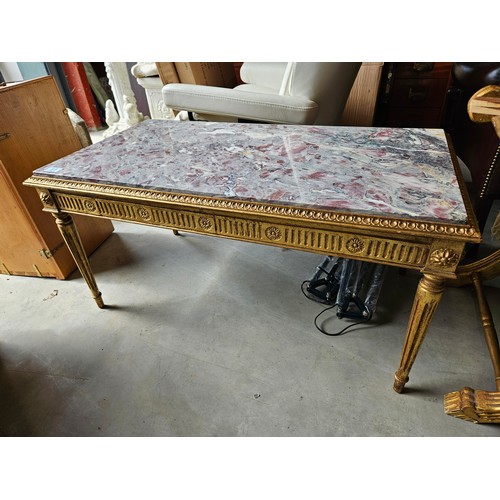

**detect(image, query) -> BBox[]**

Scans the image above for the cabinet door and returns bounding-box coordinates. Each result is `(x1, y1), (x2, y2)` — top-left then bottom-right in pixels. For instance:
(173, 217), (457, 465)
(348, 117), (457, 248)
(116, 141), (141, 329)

(0, 160), (63, 277)
(0, 76), (113, 279)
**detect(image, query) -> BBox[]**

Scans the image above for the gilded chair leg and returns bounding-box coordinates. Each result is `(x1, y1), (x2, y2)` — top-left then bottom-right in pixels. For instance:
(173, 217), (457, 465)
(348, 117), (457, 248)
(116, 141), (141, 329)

(443, 273), (500, 424)
(394, 274), (446, 393)
(54, 213), (105, 308)
(472, 273), (500, 390)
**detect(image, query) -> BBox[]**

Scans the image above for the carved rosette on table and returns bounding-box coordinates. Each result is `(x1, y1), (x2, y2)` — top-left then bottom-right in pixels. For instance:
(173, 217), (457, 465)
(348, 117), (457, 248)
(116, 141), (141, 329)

(39, 190), (54, 207)
(137, 207), (151, 221)
(198, 217), (213, 230)
(428, 245), (462, 273)
(84, 199), (98, 213)
(429, 248), (460, 267)
(423, 241), (465, 275)
(265, 226), (282, 241)
(346, 237), (365, 254)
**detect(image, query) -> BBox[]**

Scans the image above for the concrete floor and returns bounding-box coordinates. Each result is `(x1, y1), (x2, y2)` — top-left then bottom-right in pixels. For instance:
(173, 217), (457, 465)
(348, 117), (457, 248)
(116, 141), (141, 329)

(1, 211), (499, 436)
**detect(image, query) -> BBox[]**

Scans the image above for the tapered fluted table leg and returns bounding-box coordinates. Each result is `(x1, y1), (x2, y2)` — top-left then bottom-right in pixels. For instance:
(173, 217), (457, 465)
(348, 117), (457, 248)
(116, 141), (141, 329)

(54, 212), (105, 308)
(394, 274), (446, 393)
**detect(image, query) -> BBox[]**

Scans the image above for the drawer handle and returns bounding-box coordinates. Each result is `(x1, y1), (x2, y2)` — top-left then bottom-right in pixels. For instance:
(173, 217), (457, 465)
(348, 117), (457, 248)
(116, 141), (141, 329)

(0, 132), (11, 142)
(413, 62), (434, 72)
(408, 87), (427, 102)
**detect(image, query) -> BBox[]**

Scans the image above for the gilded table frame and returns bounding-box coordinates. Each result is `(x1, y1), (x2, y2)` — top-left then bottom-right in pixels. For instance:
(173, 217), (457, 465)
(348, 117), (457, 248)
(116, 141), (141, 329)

(25, 143), (480, 394)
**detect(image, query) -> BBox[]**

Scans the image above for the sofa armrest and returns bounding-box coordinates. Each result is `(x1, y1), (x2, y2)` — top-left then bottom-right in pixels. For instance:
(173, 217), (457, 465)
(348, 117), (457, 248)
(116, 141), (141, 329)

(162, 83), (319, 124)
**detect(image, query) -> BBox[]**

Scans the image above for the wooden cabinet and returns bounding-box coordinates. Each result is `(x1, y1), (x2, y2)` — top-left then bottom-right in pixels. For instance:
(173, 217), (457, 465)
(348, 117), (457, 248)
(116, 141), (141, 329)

(375, 62), (453, 128)
(0, 76), (113, 279)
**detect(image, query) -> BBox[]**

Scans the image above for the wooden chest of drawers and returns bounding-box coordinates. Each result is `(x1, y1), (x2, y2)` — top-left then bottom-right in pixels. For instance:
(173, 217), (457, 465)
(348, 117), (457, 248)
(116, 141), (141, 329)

(375, 62), (453, 128)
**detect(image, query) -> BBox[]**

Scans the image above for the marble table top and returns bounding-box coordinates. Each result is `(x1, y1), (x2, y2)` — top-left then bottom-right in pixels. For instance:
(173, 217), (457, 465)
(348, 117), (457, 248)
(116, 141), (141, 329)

(34, 119), (469, 224)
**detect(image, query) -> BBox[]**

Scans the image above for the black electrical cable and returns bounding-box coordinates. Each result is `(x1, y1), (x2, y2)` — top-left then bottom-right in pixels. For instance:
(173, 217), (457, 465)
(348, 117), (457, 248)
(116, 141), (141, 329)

(301, 280), (369, 336)
(313, 305), (369, 336)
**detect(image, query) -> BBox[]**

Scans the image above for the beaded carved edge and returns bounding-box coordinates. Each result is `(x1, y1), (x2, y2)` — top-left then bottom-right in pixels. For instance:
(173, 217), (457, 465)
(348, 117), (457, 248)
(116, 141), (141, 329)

(25, 176), (481, 241)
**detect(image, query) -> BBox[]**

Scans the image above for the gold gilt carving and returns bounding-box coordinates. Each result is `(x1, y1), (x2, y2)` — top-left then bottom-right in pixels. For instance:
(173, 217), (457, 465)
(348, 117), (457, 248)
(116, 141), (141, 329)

(429, 248), (460, 267)
(24, 176), (481, 240)
(39, 191), (54, 206)
(444, 387), (500, 423)
(84, 199), (97, 212)
(198, 217), (213, 230)
(49, 191), (434, 269)
(346, 237), (365, 253)
(265, 226), (282, 240)
(137, 207), (151, 220)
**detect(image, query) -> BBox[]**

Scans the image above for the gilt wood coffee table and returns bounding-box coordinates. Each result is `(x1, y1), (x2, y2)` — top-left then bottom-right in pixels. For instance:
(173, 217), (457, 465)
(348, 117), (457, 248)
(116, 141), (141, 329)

(24, 119), (481, 393)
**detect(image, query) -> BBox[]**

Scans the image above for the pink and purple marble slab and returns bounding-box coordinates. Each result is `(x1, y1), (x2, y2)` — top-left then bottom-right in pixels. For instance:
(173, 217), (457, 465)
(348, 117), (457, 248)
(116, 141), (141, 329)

(34, 119), (468, 223)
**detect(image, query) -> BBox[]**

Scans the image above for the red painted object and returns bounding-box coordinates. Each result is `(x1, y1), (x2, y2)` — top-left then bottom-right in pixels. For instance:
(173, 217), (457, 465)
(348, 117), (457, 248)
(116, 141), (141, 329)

(62, 62), (102, 130)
